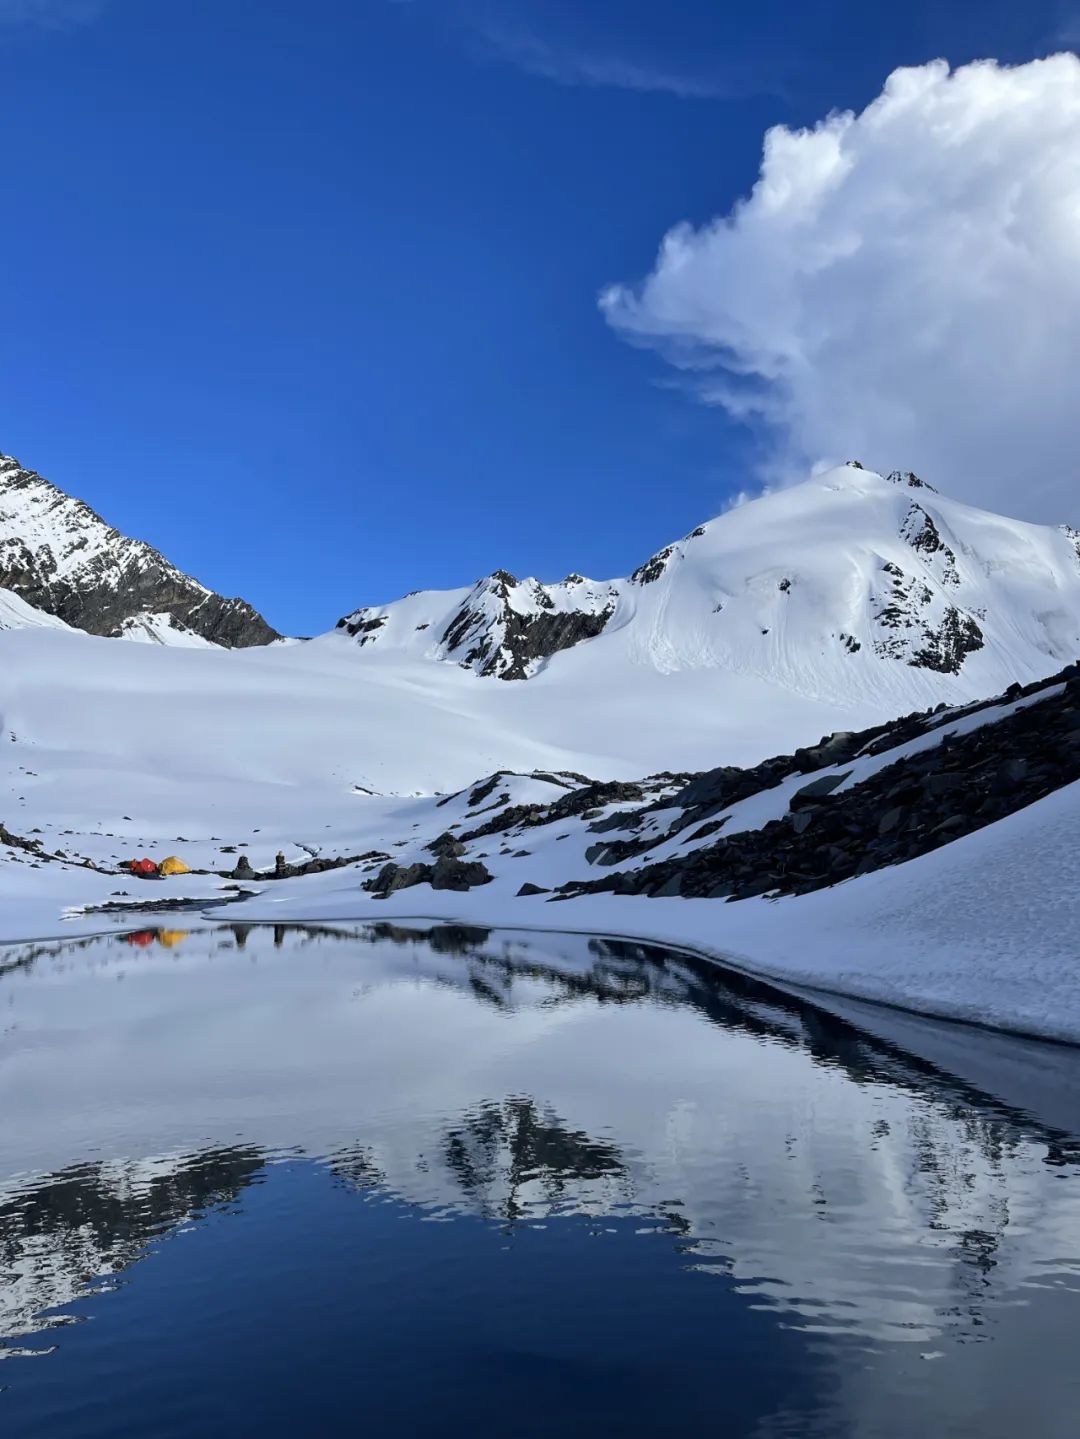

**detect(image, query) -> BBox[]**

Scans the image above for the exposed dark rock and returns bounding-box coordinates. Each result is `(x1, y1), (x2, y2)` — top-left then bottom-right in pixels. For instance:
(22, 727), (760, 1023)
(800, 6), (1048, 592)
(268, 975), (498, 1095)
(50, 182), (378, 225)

(0, 453), (279, 647)
(630, 544), (676, 585)
(431, 856), (492, 890)
(877, 806), (905, 836)
(872, 558), (984, 673)
(549, 662), (1080, 907)
(900, 503), (959, 584)
(458, 778), (644, 844)
(887, 469), (937, 492)
(365, 855), (493, 898)
(439, 573), (616, 680)
(467, 774), (505, 809)
(516, 882), (549, 896)
(911, 606), (984, 674)
(337, 613), (387, 644)
(789, 771), (851, 808)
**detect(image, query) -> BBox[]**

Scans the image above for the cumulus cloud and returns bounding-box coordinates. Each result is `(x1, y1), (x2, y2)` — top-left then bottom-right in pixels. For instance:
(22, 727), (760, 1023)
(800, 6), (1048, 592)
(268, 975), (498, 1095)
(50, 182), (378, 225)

(602, 55), (1080, 523)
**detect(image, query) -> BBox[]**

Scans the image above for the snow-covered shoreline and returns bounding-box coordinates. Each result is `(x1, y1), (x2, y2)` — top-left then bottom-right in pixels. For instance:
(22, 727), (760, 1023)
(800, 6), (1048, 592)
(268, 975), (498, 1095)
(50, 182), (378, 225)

(216, 778), (1080, 1045)
(4, 773), (1077, 1045)
(3, 461), (1078, 1045)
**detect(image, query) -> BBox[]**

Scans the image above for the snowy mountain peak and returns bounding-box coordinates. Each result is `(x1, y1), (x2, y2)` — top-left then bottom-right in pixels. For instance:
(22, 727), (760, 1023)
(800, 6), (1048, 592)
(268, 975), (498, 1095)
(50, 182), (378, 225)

(330, 466), (1080, 706)
(0, 453), (278, 647)
(338, 565), (620, 680)
(886, 468), (937, 492)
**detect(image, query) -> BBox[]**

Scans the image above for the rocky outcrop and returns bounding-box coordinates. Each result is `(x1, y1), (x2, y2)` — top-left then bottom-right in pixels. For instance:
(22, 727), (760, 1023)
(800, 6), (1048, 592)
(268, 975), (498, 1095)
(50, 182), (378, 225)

(556, 664), (1080, 904)
(366, 855), (494, 897)
(872, 560), (984, 673)
(0, 454), (278, 647)
(337, 569), (619, 680)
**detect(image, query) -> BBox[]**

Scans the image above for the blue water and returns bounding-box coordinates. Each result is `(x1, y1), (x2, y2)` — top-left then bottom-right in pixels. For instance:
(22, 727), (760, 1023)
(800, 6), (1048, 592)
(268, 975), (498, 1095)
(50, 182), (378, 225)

(2, 922), (1079, 1437)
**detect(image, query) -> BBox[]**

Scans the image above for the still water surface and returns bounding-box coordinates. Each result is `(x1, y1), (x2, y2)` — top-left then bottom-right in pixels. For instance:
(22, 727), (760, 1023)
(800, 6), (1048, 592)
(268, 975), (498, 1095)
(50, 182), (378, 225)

(2, 921), (1079, 1437)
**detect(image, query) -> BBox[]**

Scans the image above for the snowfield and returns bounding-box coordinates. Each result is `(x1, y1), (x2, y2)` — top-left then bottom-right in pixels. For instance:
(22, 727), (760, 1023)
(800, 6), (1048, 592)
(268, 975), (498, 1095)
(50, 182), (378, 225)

(1, 463), (1078, 1041)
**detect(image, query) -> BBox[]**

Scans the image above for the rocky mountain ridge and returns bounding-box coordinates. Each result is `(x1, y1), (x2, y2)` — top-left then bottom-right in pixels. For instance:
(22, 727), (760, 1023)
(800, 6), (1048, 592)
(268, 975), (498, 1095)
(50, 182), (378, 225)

(0, 453), (278, 648)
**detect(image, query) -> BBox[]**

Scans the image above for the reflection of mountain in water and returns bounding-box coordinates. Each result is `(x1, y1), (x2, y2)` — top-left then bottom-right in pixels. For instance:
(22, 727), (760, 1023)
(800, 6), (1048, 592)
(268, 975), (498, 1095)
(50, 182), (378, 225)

(0, 1145), (263, 1350)
(2, 921), (1079, 1361)
(442, 1097), (631, 1223)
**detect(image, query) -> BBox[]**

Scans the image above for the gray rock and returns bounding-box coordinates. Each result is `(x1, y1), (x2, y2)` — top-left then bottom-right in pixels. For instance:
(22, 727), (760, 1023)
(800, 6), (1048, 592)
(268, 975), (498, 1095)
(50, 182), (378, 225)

(650, 874), (685, 898)
(877, 806), (905, 836)
(430, 856), (493, 892)
(923, 772), (966, 798)
(789, 770), (851, 807)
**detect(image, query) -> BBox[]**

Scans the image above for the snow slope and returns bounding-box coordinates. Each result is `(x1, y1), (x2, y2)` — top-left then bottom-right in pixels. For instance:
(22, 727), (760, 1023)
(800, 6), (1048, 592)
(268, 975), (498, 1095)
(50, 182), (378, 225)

(335, 465), (1080, 711)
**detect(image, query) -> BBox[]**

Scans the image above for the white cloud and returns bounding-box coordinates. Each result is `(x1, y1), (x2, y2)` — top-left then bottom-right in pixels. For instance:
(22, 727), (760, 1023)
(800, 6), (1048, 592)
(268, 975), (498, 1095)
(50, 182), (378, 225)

(602, 55), (1080, 523)
(468, 16), (746, 99)
(426, 0), (776, 101)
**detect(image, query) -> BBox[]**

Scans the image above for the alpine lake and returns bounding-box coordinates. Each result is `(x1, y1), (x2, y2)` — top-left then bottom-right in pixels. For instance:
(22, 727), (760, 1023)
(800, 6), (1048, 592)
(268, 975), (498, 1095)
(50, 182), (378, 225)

(2, 921), (1079, 1438)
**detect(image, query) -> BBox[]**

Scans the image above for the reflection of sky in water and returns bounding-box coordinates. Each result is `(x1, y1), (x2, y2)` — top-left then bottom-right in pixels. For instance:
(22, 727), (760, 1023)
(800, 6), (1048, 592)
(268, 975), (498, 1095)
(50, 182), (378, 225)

(1, 922), (1079, 1437)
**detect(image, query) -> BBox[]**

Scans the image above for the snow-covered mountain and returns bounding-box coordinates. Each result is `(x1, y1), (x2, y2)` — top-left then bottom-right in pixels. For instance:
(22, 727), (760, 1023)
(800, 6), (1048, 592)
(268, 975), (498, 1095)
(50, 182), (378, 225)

(334, 464), (1080, 706)
(0, 453), (278, 648)
(1, 453), (1078, 1037)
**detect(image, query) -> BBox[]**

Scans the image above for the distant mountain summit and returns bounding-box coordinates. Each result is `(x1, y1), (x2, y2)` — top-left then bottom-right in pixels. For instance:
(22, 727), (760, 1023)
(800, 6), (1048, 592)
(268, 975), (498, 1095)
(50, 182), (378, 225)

(0, 453), (278, 648)
(333, 464), (1080, 703)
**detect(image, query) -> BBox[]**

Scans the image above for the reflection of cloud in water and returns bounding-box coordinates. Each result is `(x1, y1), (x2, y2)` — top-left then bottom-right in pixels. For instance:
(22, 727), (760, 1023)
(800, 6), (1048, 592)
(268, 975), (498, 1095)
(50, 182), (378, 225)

(1, 921), (1078, 1393)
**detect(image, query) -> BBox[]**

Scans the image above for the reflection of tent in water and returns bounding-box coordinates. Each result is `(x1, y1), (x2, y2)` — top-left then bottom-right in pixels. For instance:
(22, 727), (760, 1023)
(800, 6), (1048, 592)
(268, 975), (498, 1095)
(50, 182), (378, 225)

(123, 929), (190, 949)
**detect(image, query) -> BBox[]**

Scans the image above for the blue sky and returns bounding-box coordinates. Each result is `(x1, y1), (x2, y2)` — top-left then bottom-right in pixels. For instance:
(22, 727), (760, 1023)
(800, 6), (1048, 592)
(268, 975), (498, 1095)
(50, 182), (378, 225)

(0, 0), (1073, 632)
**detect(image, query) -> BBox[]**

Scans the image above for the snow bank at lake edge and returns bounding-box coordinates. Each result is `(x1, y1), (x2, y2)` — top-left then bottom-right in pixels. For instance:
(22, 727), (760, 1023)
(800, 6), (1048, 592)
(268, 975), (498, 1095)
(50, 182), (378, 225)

(215, 777), (1080, 1045)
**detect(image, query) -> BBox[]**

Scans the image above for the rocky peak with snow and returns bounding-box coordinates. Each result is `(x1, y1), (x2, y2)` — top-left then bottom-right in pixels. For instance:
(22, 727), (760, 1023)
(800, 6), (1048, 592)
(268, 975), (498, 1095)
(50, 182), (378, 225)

(0, 453), (278, 648)
(337, 567), (621, 680)
(332, 466), (1080, 703)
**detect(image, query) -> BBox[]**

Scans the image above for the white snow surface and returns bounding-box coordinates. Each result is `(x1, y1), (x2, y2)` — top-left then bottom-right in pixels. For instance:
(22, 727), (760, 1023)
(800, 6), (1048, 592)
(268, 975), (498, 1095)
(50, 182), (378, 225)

(336, 464), (1080, 701)
(1, 462), (1078, 1041)
(118, 612), (221, 648)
